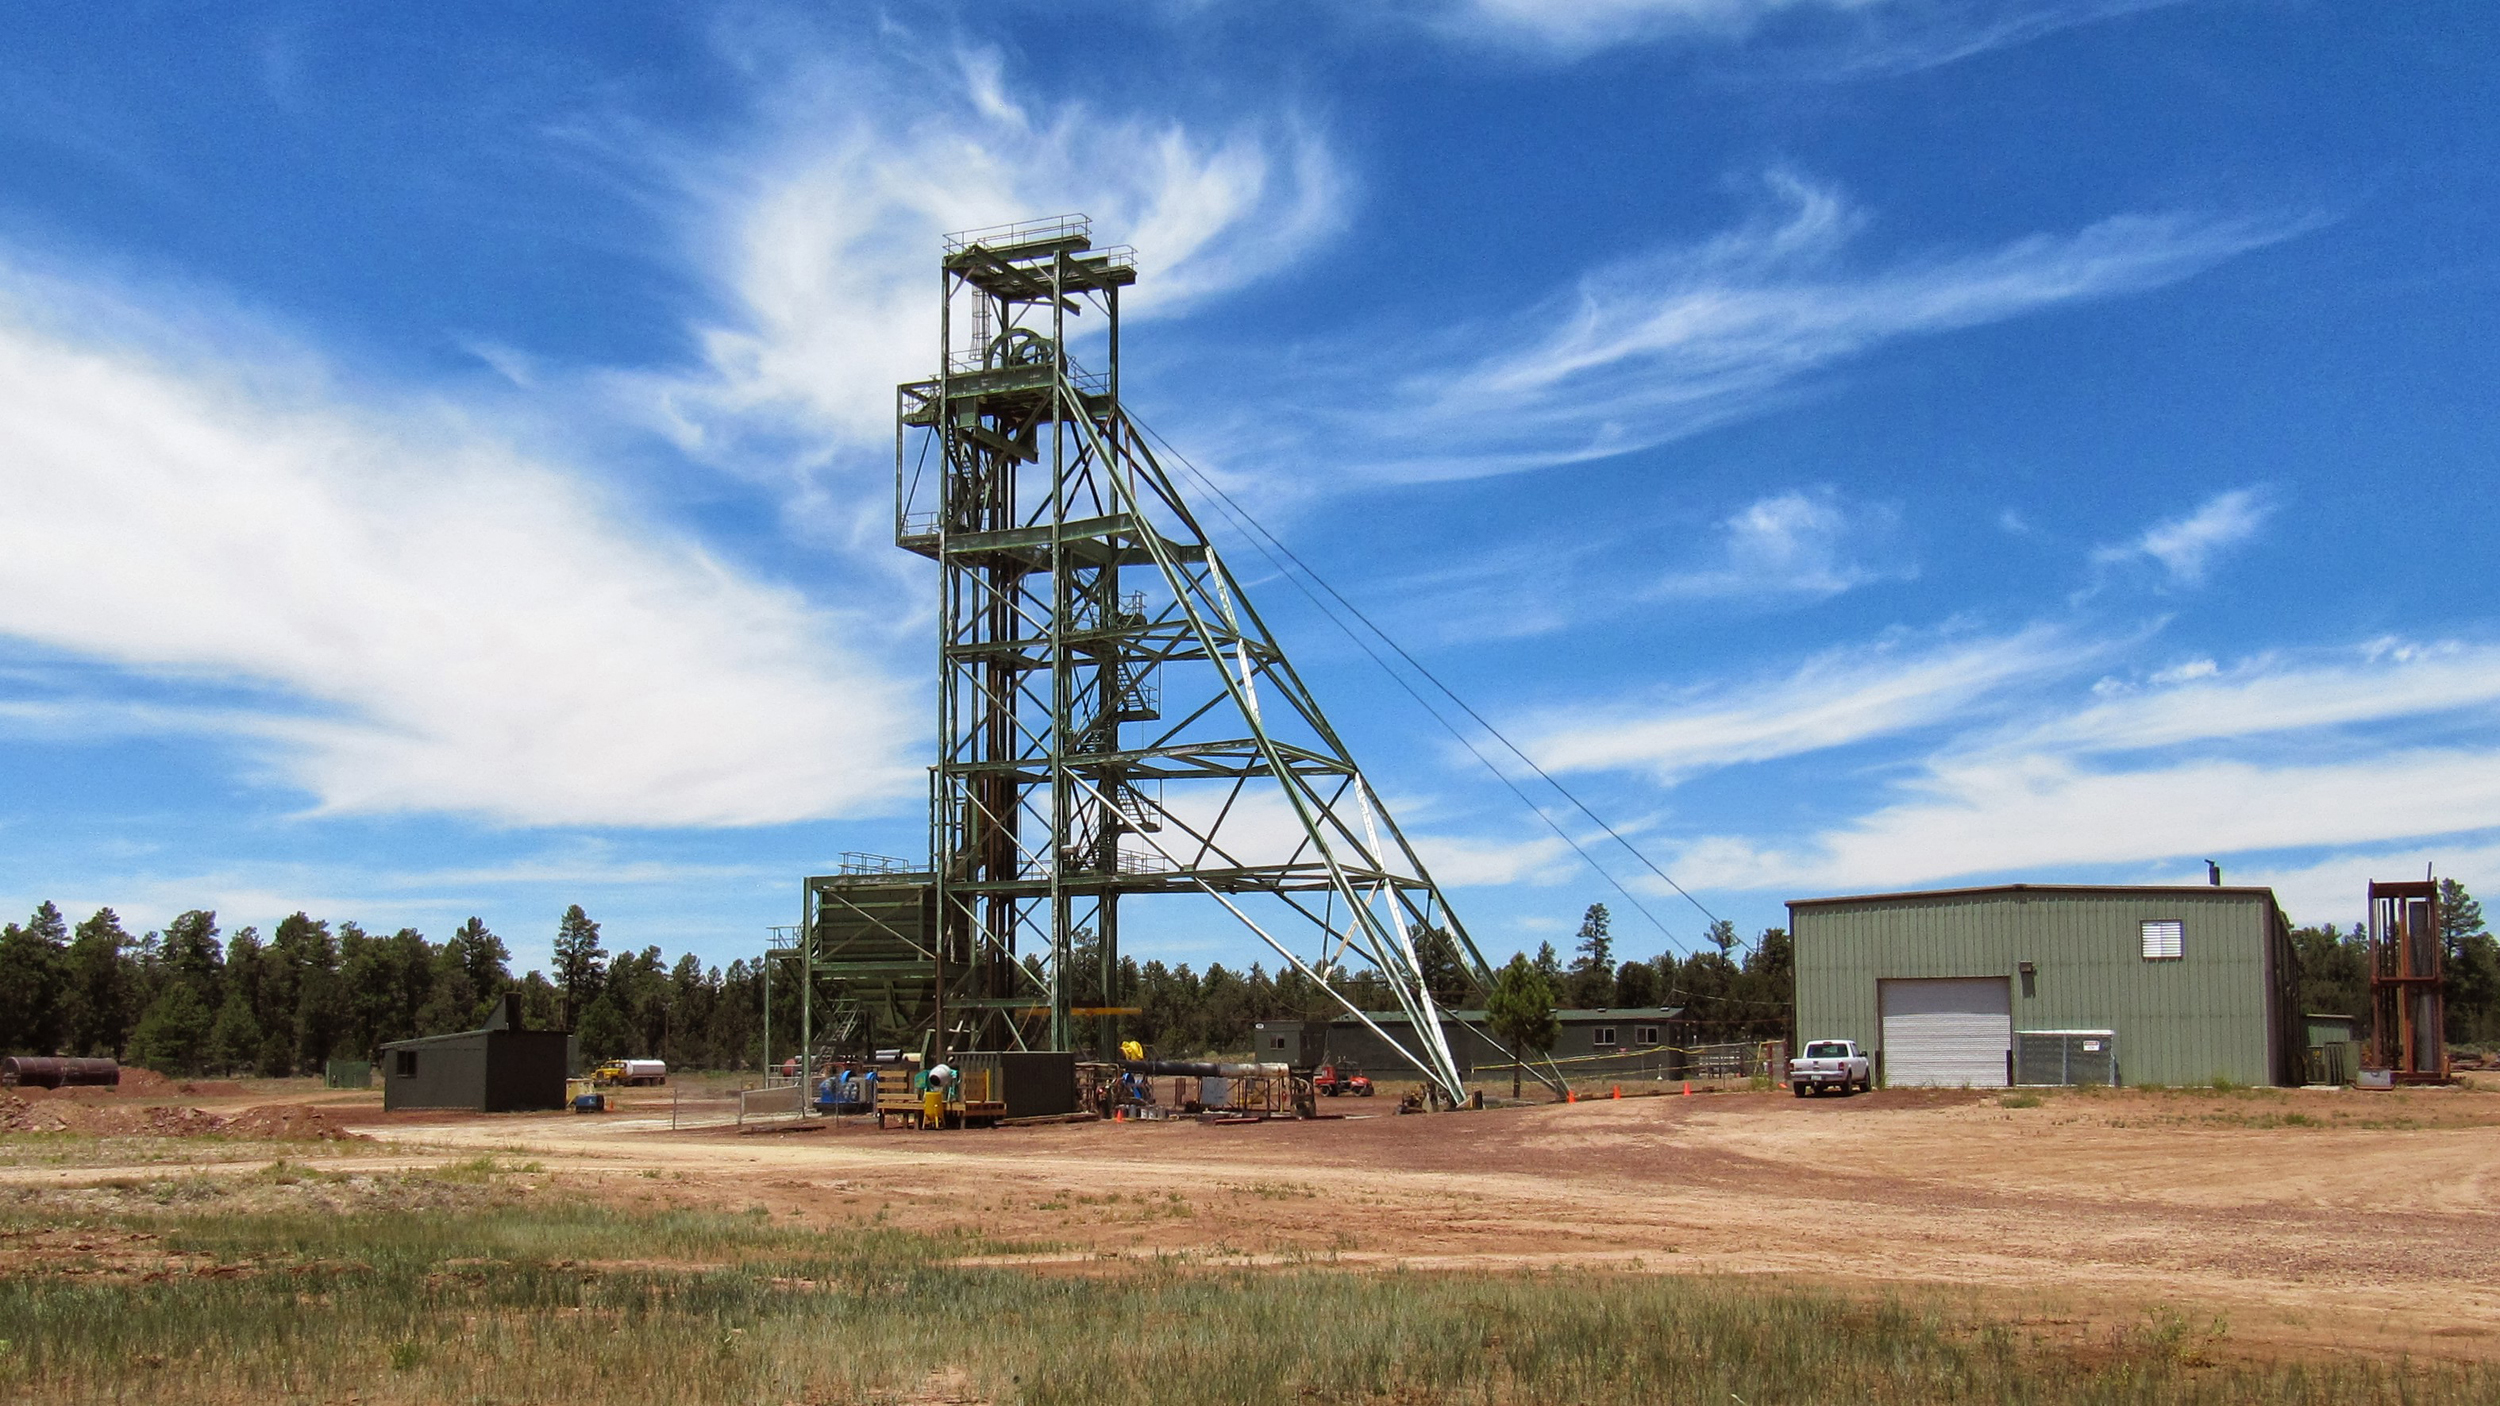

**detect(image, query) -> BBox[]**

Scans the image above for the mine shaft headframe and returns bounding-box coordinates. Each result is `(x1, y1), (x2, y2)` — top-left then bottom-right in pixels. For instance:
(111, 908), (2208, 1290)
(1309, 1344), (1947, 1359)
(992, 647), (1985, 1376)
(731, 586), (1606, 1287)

(889, 212), (1493, 1103)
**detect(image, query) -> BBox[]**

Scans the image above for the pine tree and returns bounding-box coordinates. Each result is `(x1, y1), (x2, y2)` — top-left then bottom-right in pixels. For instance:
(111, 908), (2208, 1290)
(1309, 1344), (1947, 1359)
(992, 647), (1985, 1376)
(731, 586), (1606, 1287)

(575, 994), (632, 1062)
(270, 912), (343, 1072)
(65, 908), (136, 1057)
(1614, 959), (1660, 1008)
(2440, 879), (2498, 1043)
(160, 910), (224, 1006)
(209, 991), (262, 1075)
(1411, 925), (1473, 1006)
(0, 905), (70, 1054)
(448, 918), (511, 1005)
(1569, 903), (1614, 1007)
(1485, 954), (1558, 1099)
(128, 985), (216, 1076)
(551, 905), (606, 1027)
(1532, 941), (1561, 984)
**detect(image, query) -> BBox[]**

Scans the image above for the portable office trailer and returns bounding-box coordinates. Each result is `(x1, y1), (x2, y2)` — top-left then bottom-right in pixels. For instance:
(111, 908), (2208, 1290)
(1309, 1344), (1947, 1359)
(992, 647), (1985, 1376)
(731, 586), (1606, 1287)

(1300, 1008), (1693, 1081)
(1789, 884), (2300, 1089)
(379, 994), (570, 1112)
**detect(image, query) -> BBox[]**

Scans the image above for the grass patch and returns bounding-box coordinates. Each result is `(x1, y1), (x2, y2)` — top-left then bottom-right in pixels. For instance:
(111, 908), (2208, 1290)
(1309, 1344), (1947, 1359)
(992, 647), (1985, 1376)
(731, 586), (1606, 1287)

(2000, 1092), (2044, 1108)
(0, 1189), (2486, 1404)
(0, 1132), (365, 1168)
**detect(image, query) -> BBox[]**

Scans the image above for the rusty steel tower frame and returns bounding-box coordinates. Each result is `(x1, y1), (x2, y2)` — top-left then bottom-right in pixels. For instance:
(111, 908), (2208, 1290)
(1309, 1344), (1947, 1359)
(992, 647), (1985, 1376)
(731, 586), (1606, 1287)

(2367, 876), (2448, 1083)
(891, 215), (1490, 1101)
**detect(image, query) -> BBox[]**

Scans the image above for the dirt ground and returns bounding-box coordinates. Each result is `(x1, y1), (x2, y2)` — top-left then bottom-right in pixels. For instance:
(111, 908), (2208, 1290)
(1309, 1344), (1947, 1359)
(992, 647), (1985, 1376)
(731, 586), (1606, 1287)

(10, 1074), (2498, 1367)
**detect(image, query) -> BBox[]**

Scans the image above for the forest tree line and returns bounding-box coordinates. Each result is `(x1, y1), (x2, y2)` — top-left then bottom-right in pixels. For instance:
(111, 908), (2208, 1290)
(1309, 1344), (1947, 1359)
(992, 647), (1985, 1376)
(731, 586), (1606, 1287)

(0, 896), (1793, 1073)
(2, 882), (2490, 1074)
(0, 903), (772, 1075)
(1068, 905), (1797, 1055)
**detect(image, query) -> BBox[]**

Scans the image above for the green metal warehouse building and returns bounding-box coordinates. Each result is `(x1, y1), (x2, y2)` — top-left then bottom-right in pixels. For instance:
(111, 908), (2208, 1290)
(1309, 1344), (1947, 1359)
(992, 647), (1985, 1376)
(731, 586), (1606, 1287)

(1788, 884), (2302, 1089)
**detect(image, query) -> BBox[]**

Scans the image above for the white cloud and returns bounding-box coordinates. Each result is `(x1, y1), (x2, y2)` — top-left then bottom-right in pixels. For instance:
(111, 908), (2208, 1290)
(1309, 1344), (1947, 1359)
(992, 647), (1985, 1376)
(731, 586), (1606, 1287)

(2020, 639), (2500, 753)
(1437, 0), (2179, 70)
(1654, 488), (1906, 599)
(1528, 624), (2088, 782)
(640, 43), (1343, 482)
(1656, 636), (2500, 893)
(1346, 174), (2302, 481)
(1452, 0), (1856, 51)
(2089, 487), (2273, 588)
(0, 262), (915, 828)
(2226, 841), (2500, 933)
(1680, 749), (2500, 895)
(1409, 831), (1577, 887)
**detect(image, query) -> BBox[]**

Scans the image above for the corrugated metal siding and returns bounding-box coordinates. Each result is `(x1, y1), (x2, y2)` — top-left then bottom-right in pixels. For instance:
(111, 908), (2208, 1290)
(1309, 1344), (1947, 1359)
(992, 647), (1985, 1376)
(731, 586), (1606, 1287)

(1791, 888), (2284, 1087)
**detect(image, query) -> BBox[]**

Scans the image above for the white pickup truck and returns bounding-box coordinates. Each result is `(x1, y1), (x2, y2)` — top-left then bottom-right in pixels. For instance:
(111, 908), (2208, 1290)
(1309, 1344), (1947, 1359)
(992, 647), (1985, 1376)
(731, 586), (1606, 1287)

(1790, 1039), (1872, 1097)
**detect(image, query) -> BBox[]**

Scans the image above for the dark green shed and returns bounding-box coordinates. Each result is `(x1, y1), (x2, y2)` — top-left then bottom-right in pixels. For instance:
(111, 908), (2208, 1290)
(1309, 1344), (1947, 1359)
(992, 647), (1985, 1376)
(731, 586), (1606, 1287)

(379, 994), (569, 1112)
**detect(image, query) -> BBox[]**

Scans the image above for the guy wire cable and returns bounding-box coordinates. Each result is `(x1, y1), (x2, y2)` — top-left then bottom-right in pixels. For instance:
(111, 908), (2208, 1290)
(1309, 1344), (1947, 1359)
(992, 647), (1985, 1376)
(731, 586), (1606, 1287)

(1135, 417), (1728, 935)
(1131, 415), (1725, 951)
(1130, 424), (1681, 946)
(1186, 469), (1684, 947)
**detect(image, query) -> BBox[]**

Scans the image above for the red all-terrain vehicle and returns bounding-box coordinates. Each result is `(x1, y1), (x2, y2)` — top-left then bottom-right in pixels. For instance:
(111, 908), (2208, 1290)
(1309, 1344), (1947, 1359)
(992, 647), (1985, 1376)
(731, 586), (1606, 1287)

(1313, 1062), (1375, 1097)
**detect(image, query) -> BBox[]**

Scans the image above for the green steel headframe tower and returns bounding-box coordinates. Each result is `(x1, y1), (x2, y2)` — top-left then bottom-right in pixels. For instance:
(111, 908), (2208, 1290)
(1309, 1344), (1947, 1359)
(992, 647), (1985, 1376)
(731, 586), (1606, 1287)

(802, 215), (1492, 1102)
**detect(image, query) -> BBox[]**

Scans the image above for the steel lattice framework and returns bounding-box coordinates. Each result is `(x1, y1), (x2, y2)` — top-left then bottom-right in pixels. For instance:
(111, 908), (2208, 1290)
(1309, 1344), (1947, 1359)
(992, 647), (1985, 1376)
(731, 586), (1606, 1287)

(844, 214), (1491, 1101)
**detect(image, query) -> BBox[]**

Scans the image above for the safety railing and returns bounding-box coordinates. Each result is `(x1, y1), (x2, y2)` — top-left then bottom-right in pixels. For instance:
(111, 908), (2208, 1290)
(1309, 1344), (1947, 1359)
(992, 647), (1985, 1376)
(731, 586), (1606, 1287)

(944, 214), (1091, 256)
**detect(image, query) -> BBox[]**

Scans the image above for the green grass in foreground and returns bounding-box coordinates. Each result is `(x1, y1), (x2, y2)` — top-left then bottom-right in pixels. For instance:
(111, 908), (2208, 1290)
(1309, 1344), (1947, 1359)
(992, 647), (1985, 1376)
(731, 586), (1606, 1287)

(0, 1166), (2486, 1405)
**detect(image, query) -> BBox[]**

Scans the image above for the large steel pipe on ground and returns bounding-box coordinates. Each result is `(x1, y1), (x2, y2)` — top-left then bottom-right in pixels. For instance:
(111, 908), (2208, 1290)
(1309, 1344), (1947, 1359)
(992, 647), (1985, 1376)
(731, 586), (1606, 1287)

(0, 1056), (122, 1088)
(1120, 1061), (1290, 1079)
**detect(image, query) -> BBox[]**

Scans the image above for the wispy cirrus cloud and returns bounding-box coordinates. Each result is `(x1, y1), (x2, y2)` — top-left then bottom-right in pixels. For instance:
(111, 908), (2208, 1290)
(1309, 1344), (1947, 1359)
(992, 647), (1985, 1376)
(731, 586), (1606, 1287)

(2087, 487), (2273, 589)
(1336, 174), (2305, 482)
(2225, 838), (2500, 930)
(2032, 638), (2500, 753)
(1432, 0), (2182, 72)
(1647, 636), (2500, 894)
(1677, 748), (2500, 895)
(1527, 623), (2092, 782)
(0, 258), (916, 828)
(633, 39), (1344, 496)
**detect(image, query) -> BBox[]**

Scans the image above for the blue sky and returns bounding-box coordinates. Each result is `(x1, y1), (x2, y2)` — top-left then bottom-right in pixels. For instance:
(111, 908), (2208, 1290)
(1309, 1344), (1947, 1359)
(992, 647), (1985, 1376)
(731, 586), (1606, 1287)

(1, 1), (2495, 976)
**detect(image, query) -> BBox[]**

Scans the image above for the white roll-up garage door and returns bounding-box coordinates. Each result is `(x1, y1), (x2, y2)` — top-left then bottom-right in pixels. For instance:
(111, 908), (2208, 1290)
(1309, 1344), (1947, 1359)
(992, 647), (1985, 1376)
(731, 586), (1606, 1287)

(1879, 977), (2011, 1087)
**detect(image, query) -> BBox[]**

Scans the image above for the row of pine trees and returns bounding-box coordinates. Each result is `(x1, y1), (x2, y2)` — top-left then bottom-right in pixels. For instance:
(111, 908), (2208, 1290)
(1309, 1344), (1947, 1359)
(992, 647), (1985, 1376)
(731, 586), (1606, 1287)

(0, 902), (775, 1076)
(0, 896), (1798, 1075)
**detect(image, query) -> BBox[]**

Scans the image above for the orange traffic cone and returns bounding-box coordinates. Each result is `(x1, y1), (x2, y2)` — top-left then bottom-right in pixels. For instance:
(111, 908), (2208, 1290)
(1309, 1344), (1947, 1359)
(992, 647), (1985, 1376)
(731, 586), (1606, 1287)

(1682, 1081), (1692, 1097)
(1611, 1085), (1621, 1099)
(1566, 1089), (1577, 1103)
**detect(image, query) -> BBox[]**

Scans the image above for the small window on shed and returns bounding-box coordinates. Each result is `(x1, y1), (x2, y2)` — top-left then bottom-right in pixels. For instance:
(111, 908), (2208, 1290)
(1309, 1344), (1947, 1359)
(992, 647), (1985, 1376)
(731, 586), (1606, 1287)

(393, 1050), (419, 1077)
(1269, 1034), (1287, 1051)
(1594, 1026), (1617, 1047)
(2141, 919), (2184, 961)
(1634, 1026), (1660, 1046)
